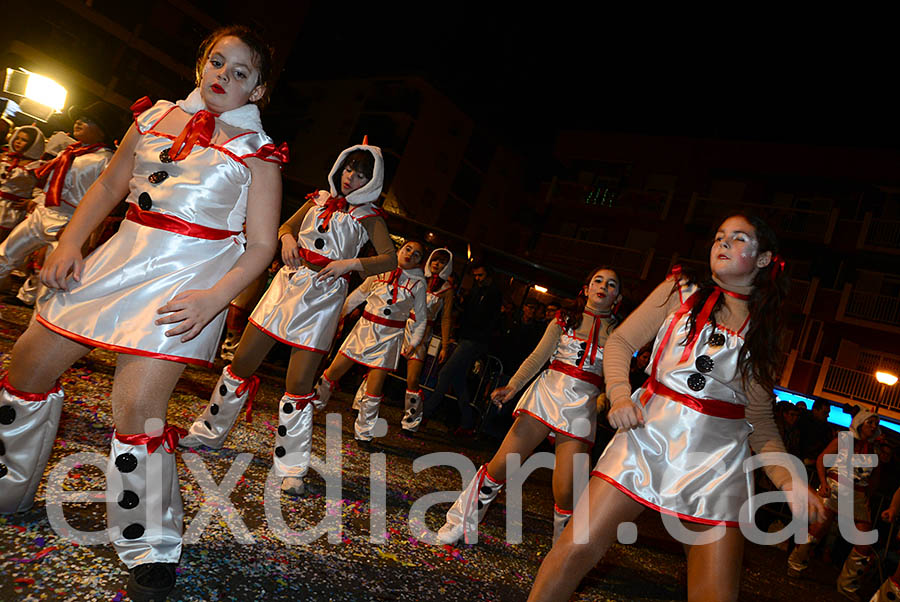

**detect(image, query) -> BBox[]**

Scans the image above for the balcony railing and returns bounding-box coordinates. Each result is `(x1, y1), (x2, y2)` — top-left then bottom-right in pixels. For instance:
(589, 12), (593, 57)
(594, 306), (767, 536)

(532, 234), (654, 280)
(836, 283), (900, 330)
(685, 194), (839, 243)
(857, 212), (900, 253)
(814, 357), (900, 412)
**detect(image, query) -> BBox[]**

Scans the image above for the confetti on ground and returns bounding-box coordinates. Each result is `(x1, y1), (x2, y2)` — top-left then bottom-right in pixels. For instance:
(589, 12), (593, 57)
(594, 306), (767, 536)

(0, 303), (864, 601)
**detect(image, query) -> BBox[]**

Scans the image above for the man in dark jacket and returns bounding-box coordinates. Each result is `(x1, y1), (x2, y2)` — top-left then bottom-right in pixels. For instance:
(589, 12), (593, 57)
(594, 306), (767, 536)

(423, 261), (502, 435)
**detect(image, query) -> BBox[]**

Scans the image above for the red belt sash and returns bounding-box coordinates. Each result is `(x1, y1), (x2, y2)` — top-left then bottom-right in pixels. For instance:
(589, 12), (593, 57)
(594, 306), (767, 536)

(548, 360), (604, 388)
(640, 377), (745, 419)
(362, 310), (406, 329)
(297, 247), (351, 281)
(126, 205), (239, 240)
(408, 311), (435, 328)
(0, 191), (27, 203)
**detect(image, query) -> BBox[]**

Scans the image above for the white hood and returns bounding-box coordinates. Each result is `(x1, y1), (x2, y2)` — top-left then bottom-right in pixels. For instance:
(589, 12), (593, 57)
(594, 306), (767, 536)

(327, 139), (384, 205)
(850, 409), (880, 440)
(8, 125), (46, 159)
(424, 248), (453, 280)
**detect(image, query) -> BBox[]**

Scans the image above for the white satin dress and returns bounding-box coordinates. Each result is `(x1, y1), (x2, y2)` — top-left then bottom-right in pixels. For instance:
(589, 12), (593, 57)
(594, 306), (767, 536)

(513, 316), (606, 445)
(339, 269), (426, 370)
(592, 283), (755, 526)
(37, 100), (277, 367)
(401, 281), (451, 362)
(249, 192), (381, 353)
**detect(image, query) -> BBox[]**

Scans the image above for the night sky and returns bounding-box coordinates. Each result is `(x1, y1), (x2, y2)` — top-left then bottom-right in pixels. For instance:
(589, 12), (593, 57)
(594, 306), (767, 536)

(283, 8), (899, 152)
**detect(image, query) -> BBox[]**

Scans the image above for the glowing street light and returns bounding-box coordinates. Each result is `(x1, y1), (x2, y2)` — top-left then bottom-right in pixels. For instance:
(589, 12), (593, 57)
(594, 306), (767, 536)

(874, 370), (898, 414)
(3, 68), (67, 121)
(876, 371), (899, 386)
(533, 285), (548, 293)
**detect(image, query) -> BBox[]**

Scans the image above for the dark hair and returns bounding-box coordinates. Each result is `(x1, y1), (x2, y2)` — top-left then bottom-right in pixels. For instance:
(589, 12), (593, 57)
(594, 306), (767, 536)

(469, 260), (490, 272)
(812, 399), (829, 412)
(431, 249), (451, 265)
(195, 25), (275, 108)
(332, 149), (375, 192)
(12, 128), (36, 148)
(678, 213), (786, 392)
(561, 266), (622, 333)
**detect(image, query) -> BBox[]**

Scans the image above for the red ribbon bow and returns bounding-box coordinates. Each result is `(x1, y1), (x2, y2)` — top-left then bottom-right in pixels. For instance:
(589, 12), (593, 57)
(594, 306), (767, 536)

(237, 375), (261, 423)
(256, 142), (290, 164)
(318, 195), (348, 231)
(35, 142), (106, 207)
(130, 96), (153, 121)
(168, 110), (218, 162)
(578, 310), (610, 368)
(677, 286), (749, 363)
(429, 275), (441, 293)
(385, 267), (403, 304)
(770, 254), (785, 281)
(117, 423), (187, 454)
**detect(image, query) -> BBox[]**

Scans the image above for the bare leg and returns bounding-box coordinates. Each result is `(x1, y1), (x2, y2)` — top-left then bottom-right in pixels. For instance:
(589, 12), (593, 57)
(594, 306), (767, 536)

(7, 321), (91, 392)
(285, 347), (325, 396)
(552, 433), (591, 512)
(406, 358), (424, 391)
(364, 369), (390, 397)
(486, 414), (552, 481)
(110, 354), (185, 433)
(230, 324), (278, 379)
(321, 353), (355, 386)
(684, 524), (744, 602)
(528, 477), (645, 602)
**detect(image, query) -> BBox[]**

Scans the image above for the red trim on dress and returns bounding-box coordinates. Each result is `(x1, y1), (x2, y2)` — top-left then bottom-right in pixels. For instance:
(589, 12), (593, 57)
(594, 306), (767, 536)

(36, 314), (213, 368)
(591, 470), (740, 527)
(145, 130), (248, 167)
(513, 409), (595, 447)
(0, 374), (62, 400)
(640, 377), (746, 419)
(553, 504), (573, 516)
(247, 318), (329, 354)
(125, 205), (241, 240)
(548, 360), (604, 388)
(362, 310), (406, 329)
(297, 248), (351, 281)
(339, 350), (393, 371)
(0, 191), (27, 202)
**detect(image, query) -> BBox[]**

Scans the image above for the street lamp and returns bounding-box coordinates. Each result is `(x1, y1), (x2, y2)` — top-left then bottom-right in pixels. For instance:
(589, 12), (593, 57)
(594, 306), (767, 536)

(874, 370), (898, 414)
(2, 68), (67, 122)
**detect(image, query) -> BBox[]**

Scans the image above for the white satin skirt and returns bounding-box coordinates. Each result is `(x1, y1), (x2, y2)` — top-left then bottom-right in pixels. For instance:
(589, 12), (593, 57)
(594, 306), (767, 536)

(0, 200), (27, 230)
(592, 390), (754, 526)
(340, 316), (404, 370)
(37, 220), (244, 367)
(514, 369), (599, 445)
(249, 265), (346, 353)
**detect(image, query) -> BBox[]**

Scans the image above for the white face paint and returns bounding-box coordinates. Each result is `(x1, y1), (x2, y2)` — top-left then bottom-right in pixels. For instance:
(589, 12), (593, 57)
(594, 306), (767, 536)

(710, 216), (770, 287)
(397, 243), (423, 269)
(583, 269), (620, 312)
(199, 35), (265, 114)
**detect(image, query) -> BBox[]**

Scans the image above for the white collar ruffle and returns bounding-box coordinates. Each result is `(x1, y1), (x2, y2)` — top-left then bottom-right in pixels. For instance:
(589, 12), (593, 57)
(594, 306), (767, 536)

(176, 88), (265, 134)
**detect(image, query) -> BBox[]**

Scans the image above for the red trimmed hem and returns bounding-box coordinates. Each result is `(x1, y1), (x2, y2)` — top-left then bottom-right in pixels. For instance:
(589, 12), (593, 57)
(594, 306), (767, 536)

(513, 409), (595, 447)
(0, 374), (62, 400)
(339, 351), (393, 372)
(36, 315), (212, 368)
(591, 470), (740, 527)
(553, 504), (573, 516)
(247, 319), (328, 354)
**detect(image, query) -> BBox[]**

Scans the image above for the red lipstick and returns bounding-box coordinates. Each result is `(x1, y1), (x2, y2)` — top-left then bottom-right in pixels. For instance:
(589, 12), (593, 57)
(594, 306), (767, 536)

(211, 84), (225, 94)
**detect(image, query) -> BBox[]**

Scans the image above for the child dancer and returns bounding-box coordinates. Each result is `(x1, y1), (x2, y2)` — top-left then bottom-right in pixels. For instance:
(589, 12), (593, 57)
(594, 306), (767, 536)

(871, 485), (900, 601)
(528, 215), (824, 602)
(0, 102), (118, 284)
(316, 241), (427, 443)
(0, 26), (284, 600)
(0, 125), (45, 242)
(787, 409), (881, 599)
(436, 266), (621, 545)
(399, 248), (454, 432)
(180, 138), (396, 493)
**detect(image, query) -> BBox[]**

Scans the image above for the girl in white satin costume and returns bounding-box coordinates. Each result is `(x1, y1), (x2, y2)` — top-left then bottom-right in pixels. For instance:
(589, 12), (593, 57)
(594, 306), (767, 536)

(316, 241), (427, 442)
(0, 26), (284, 601)
(435, 266), (622, 546)
(180, 140), (397, 494)
(528, 215), (826, 602)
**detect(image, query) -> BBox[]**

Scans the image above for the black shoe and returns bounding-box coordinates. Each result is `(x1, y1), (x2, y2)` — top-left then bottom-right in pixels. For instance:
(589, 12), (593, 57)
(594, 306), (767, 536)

(355, 438), (376, 451)
(127, 562), (176, 601)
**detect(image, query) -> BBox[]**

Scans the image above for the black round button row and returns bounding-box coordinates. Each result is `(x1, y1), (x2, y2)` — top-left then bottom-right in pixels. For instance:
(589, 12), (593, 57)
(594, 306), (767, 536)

(0, 405), (15, 425)
(138, 192), (152, 210)
(708, 333), (726, 347)
(159, 148), (172, 163)
(314, 238), (325, 249)
(383, 308), (391, 316)
(148, 171), (168, 184)
(687, 373), (706, 391)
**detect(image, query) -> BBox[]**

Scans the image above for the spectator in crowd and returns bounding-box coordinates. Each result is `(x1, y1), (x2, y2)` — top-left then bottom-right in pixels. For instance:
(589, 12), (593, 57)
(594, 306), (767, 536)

(799, 399), (835, 468)
(483, 297), (547, 439)
(423, 260), (502, 437)
(627, 344), (652, 392)
(544, 301), (561, 322)
(775, 401), (803, 458)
